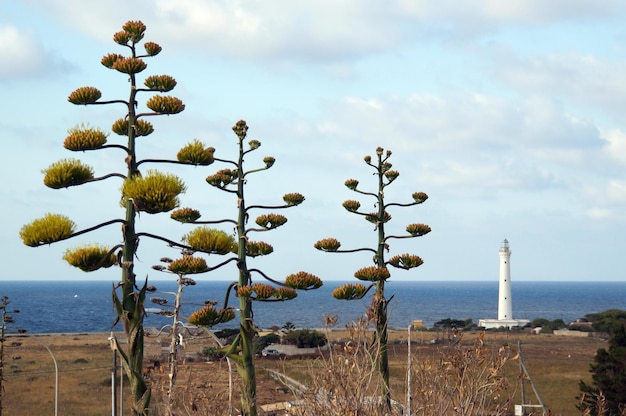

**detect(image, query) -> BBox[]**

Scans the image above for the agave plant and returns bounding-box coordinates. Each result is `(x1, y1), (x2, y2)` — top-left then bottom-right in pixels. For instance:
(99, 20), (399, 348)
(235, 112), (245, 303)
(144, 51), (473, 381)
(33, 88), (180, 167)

(169, 120), (323, 416)
(314, 147), (430, 409)
(19, 21), (198, 415)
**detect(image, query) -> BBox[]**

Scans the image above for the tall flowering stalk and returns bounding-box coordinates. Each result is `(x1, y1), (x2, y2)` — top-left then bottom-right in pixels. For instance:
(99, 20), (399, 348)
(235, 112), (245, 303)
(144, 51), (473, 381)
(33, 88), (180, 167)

(149, 255), (235, 414)
(314, 147), (430, 408)
(18, 21), (202, 415)
(171, 120), (323, 416)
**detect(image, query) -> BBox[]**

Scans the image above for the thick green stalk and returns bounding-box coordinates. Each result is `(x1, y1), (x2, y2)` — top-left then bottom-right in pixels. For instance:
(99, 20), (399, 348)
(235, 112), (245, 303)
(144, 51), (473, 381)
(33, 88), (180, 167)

(117, 43), (149, 415)
(374, 152), (391, 408)
(235, 131), (257, 416)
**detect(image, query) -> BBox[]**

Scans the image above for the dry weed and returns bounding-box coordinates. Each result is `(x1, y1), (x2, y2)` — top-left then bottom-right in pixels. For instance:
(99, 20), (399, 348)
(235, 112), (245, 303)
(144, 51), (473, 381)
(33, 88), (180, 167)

(410, 331), (515, 416)
(292, 317), (403, 416)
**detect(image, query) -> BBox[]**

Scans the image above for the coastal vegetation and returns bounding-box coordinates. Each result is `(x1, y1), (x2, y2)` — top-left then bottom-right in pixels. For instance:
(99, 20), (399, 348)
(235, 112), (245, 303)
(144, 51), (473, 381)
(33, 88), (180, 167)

(18, 21), (220, 414)
(11, 16), (626, 416)
(17, 19), (323, 415)
(578, 311), (626, 416)
(314, 147), (431, 408)
(167, 120), (323, 416)
(0, 321), (621, 416)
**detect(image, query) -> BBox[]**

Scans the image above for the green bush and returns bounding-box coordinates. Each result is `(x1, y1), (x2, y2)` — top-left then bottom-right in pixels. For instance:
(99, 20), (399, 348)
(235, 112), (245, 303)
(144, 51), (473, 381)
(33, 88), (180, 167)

(214, 328), (239, 341)
(532, 318), (566, 334)
(200, 346), (224, 361)
(253, 333), (281, 355)
(283, 329), (326, 348)
(585, 309), (626, 333)
(434, 318), (475, 331)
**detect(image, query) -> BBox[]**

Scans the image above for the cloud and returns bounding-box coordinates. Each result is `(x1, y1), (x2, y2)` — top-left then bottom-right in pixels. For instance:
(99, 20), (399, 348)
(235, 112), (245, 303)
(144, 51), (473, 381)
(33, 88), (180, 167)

(297, 89), (621, 224)
(30, 0), (626, 65)
(584, 179), (626, 221)
(397, 0), (626, 36)
(26, 0), (405, 62)
(321, 92), (601, 154)
(491, 51), (626, 122)
(603, 129), (626, 166)
(0, 25), (46, 79)
(0, 23), (72, 80)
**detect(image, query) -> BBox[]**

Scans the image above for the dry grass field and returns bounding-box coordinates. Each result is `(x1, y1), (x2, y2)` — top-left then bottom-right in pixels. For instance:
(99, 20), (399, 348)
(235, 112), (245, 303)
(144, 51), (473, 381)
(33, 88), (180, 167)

(1, 329), (606, 415)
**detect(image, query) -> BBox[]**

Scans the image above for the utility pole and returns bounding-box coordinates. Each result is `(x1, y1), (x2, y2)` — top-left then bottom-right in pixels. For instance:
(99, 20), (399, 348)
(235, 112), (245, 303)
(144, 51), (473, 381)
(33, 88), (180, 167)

(518, 341), (547, 416)
(407, 324), (412, 415)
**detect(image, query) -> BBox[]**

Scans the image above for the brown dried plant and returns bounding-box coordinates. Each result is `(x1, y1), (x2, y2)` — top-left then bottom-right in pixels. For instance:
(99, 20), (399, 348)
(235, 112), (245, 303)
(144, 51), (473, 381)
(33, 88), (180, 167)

(579, 391), (626, 416)
(292, 317), (403, 416)
(410, 331), (515, 416)
(149, 363), (233, 416)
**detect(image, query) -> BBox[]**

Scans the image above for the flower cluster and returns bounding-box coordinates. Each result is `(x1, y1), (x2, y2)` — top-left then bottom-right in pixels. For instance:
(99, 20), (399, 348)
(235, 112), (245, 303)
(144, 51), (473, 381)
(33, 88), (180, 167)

(167, 256), (208, 275)
(20, 214), (76, 247)
(43, 159), (94, 189)
(354, 266), (390, 282)
(255, 213), (288, 229)
(332, 283), (368, 300)
(170, 207), (202, 223)
(121, 170), (186, 214)
(177, 140), (215, 165)
(63, 244), (116, 272)
(182, 227), (237, 255)
(314, 238), (341, 252)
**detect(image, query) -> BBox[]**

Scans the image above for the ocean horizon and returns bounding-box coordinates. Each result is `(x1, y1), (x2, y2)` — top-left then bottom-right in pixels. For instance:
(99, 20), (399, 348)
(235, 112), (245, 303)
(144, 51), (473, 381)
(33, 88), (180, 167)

(1, 280), (624, 334)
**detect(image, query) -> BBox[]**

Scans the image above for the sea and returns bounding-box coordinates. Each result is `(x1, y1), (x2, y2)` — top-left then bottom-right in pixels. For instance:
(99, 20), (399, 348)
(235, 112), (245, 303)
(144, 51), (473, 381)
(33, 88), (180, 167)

(1, 280), (624, 334)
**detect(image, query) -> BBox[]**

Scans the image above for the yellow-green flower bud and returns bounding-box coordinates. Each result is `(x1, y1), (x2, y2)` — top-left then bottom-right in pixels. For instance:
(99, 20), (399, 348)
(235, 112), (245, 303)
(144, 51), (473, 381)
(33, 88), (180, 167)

(283, 193), (305, 206)
(284, 271), (323, 290)
(406, 223), (431, 237)
(170, 207), (201, 223)
(146, 95), (185, 114)
(68, 86), (102, 105)
(314, 238), (341, 252)
(388, 253), (424, 269)
(354, 266), (390, 282)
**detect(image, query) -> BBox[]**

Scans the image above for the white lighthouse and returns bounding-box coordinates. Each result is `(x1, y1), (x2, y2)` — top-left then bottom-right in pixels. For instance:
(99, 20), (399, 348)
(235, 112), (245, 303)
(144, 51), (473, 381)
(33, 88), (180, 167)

(479, 239), (529, 329)
(497, 239), (512, 320)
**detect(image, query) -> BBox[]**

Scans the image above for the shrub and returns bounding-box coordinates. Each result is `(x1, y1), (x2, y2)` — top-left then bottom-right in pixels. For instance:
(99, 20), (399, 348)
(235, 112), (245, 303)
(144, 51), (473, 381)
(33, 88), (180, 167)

(410, 332), (515, 415)
(253, 333), (281, 355)
(200, 346), (225, 361)
(283, 329), (327, 348)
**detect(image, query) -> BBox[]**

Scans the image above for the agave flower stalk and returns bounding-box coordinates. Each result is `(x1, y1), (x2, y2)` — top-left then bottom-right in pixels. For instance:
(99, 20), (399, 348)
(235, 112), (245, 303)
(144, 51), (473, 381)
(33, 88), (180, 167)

(19, 21), (193, 415)
(314, 147), (430, 409)
(170, 120), (322, 416)
(149, 254), (235, 414)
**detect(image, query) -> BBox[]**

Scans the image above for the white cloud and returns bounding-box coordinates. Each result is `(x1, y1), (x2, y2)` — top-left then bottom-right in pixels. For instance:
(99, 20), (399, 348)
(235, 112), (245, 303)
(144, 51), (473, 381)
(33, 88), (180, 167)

(491, 52), (626, 122)
(323, 92), (601, 157)
(0, 25), (46, 78)
(26, 0), (405, 62)
(297, 89), (623, 226)
(30, 0), (626, 65)
(0, 22), (73, 80)
(584, 179), (626, 222)
(397, 0), (626, 30)
(603, 128), (626, 165)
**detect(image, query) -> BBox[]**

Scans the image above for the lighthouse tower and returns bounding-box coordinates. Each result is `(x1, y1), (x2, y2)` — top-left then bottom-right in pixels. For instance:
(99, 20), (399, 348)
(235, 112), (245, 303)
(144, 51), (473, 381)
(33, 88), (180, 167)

(478, 239), (529, 329)
(497, 239), (512, 320)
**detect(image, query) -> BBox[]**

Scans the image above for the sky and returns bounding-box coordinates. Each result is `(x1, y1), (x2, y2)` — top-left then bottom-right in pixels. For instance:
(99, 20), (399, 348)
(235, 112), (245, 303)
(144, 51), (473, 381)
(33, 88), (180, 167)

(2, 1), (626, 284)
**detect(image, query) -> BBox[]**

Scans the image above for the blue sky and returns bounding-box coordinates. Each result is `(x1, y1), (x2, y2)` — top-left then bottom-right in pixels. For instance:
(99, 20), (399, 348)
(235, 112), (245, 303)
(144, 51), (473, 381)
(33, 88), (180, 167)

(2, 1), (626, 283)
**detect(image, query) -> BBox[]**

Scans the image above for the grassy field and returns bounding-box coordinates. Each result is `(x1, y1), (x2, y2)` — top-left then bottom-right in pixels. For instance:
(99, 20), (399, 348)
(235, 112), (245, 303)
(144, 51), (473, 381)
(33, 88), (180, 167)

(1, 329), (605, 415)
